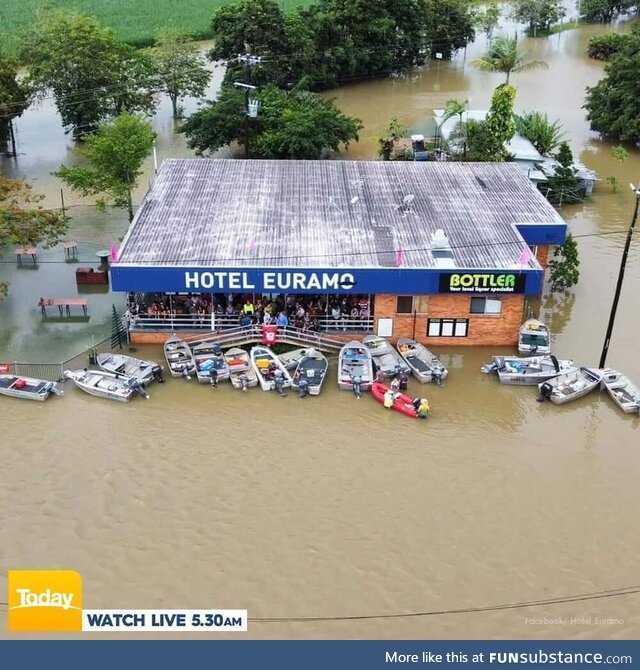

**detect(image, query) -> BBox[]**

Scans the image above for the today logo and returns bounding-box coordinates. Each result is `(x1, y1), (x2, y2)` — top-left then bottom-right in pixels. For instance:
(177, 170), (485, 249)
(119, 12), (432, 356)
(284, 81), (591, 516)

(8, 570), (83, 632)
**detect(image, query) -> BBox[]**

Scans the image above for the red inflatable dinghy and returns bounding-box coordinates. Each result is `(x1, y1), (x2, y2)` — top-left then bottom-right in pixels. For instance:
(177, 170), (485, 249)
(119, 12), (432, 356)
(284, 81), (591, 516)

(371, 381), (420, 419)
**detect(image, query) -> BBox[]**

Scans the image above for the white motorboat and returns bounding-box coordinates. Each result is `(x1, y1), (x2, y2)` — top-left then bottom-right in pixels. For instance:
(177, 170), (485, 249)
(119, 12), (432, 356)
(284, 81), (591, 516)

(0, 374), (63, 401)
(518, 319), (551, 355)
(278, 347), (311, 370)
(362, 335), (409, 377)
(250, 346), (293, 392)
(223, 347), (258, 391)
(97, 352), (163, 385)
(338, 341), (374, 392)
(481, 355), (576, 385)
(64, 369), (148, 402)
(191, 341), (230, 383)
(538, 367), (603, 405)
(292, 349), (329, 396)
(164, 336), (196, 379)
(396, 337), (447, 384)
(601, 369), (640, 415)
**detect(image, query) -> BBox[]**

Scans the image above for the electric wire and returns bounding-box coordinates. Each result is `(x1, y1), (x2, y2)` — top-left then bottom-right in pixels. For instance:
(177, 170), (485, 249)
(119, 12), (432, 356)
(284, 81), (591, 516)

(0, 229), (632, 267)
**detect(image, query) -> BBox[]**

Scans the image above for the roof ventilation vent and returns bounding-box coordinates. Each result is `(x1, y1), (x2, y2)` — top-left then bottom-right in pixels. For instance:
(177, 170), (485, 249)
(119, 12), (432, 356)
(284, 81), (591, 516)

(431, 229), (456, 268)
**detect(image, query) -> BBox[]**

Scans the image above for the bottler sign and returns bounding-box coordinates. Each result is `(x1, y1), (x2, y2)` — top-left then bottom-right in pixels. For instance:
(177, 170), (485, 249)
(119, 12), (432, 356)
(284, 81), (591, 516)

(438, 273), (526, 294)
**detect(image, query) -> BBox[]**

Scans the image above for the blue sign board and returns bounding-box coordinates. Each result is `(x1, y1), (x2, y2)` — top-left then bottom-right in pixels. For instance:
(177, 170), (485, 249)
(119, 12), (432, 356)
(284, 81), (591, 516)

(111, 266), (544, 296)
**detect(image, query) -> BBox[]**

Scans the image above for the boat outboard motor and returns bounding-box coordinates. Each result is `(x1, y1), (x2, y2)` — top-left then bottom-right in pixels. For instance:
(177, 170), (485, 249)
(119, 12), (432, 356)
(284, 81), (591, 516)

(274, 371), (286, 397)
(431, 370), (443, 386)
(298, 378), (309, 399)
(129, 378), (149, 399)
(376, 370), (385, 383)
(209, 368), (218, 388)
(538, 382), (553, 402)
(152, 365), (164, 383)
(181, 366), (191, 381)
(398, 370), (409, 390)
(351, 374), (362, 399)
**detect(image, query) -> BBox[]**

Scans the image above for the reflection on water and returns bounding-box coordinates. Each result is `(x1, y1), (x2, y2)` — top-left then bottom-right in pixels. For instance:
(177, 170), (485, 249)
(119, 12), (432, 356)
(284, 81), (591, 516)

(1, 21), (639, 641)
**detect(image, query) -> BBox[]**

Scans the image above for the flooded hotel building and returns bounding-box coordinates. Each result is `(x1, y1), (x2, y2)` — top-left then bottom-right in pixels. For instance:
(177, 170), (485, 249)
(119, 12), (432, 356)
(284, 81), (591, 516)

(111, 159), (567, 346)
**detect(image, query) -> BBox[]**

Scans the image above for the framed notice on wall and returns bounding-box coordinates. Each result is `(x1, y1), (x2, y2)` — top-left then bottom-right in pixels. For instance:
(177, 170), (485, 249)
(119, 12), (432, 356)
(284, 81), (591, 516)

(377, 318), (393, 337)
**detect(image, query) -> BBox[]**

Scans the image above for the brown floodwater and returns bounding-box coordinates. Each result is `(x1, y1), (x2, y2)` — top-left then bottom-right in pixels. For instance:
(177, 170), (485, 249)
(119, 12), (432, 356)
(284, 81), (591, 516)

(1, 17), (639, 640)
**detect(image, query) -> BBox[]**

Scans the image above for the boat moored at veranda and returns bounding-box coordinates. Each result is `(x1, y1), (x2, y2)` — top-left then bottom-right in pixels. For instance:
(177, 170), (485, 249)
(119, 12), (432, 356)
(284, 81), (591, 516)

(292, 349), (329, 396)
(481, 355), (577, 385)
(97, 352), (163, 385)
(164, 336), (196, 379)
(338, 341), (374, 392)
(223, 347), (259, 390)
(396, 337), (448, 384)
(362, 335), (409, 377)
(518, 319), (551, 355)
(538, 367), (603, 405)
(191, 341), (230, 383)
(64, 369), (149, 402)
(250, 345), (294, 392)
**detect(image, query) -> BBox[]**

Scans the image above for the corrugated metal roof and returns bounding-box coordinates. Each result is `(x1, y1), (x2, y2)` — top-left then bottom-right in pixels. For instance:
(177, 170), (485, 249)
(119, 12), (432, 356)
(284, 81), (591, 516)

(117, 159), (565, 270)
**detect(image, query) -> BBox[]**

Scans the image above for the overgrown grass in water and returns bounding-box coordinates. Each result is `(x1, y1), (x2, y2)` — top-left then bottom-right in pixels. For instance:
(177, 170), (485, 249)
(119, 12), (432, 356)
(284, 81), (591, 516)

(0, 0), (313, 52)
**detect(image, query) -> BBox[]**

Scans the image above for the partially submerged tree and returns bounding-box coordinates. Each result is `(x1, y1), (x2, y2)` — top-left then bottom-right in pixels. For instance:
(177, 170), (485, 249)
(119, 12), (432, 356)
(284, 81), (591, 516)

(515, 111), (564, 155)
(0, 177), (68, 297)
(511, 0), (566, 37)
(587, 33), (629, 61)
(543, 141), (583, 205)
(424, 0), (476, 60)
(23, 11), (155, 138)
(151, 29), (210, 118)
(378, 117), (407, 161)
(471, 36), (548, 84)
(475, 1), (501, 41)
(549, 233), (580, 291)
(585, 29), (640, 143)
(0, 52), (32, 156)
(55, 113), (156, 221)
(580, 0), (633, 23)
(181, 84), (362, 159)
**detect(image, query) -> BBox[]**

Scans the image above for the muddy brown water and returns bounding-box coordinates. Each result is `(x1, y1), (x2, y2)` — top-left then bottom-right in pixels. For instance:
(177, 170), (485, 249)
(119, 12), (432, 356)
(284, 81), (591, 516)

(1, 21), (639, 639)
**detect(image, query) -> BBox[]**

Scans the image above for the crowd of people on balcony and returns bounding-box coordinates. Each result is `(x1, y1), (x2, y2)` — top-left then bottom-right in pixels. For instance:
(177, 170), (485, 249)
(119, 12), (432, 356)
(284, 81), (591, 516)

(126, 292), (373, 332)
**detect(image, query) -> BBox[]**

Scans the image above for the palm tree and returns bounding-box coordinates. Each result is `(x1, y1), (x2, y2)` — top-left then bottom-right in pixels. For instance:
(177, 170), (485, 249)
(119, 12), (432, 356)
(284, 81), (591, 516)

(471, 36), (548, 84)
(438, 99), (469, 155)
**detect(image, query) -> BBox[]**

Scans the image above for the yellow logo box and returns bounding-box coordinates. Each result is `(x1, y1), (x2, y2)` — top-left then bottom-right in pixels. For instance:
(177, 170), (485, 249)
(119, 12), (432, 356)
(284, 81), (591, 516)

(8, 570), (83, 632)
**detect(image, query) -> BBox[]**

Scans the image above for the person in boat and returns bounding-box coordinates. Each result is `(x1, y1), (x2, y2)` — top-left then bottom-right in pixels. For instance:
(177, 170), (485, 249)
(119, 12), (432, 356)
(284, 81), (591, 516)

(209, 368), (218, 388)
(267, 362), (277, 380)
(390, 377), (400, 392)
(384, 389), (395, 409)
(351, 374), (362, 399)
(398, 370), (409, 390)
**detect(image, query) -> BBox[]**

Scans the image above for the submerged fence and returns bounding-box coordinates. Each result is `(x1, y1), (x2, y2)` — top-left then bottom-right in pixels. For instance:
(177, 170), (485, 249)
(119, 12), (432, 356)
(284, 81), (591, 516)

(0, 335), (116, 382)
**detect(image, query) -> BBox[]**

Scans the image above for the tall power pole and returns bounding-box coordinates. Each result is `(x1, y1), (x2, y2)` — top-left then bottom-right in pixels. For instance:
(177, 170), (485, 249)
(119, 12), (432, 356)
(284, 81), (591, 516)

(598, 184), (640, 368)
(234, 54), (263, 159)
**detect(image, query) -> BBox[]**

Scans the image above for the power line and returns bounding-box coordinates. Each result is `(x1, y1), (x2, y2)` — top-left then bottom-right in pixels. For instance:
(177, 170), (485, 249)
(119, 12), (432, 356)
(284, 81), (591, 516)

(0, 585), (637, 620)
(0, 229), (632, 266)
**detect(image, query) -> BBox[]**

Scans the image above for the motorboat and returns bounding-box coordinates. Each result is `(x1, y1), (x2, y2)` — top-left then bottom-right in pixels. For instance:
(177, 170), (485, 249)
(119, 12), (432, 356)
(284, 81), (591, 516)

(278, 347), (311, 370)
(338, 341), (374, 392)
(164, 336), (196, 379)
(371, 381), (421, 419)
(396, 337), (447, 384)
(0, 374), (63, 401)
(292, 349), (328, 396)
(250, 345), (293, 392)
(481, 355), (577, 385)
(362, 335), (409, 377)
(191, 341), (230, 383)
(538, 367), (603, 405)
(518, 319), (551, 355)
(224, 347), (258, 391)
(64, 369), (148, 402)
(601, 369), (640, 415)
(96, 352), (163, 385)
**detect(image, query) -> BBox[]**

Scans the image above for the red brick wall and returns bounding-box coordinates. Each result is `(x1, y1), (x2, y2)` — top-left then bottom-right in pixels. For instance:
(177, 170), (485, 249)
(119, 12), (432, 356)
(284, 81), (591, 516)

(374, 294), (525, 346)
(536, 245), (549, 269)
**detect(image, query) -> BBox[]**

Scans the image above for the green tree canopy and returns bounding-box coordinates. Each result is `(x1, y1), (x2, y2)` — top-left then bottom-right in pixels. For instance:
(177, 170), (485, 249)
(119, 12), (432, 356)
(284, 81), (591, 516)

(542, 141), (584, 205)
(471, 35), (548, 83)
(55, 113), (156, 221)
(0, 177), (68, 297)
(475, 1), (501, 41)
(580, 0), (633, 23)
(515, 111), (564, 155)
(180, 84), (362, 159)
(23, 11), (156, 138)
(0, 52), (32, 156)
(549, 232), (580, 291)
(511, 0), (566, 37)
(151, 29), (210, 118)
(587, 32), (630, 61)
(585, 30), (640, 143)
(484, 83), (517, 161)
(424, 0), (476, 60)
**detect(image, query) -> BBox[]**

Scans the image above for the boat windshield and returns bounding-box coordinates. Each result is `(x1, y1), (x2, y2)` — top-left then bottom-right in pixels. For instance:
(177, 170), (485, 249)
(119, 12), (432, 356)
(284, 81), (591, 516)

(520, 333), (549, 346)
